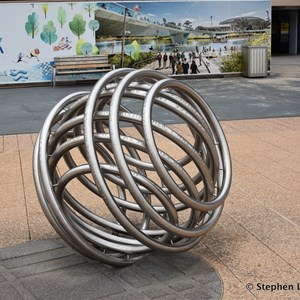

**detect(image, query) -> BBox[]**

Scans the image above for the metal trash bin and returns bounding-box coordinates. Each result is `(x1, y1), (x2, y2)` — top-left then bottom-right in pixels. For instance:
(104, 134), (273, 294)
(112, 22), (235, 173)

(242, 46), (268, 78)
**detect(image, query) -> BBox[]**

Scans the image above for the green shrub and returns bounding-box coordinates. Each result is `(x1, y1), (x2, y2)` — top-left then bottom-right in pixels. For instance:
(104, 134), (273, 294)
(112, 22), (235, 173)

(109, 52), (158, 69)
(220, 52), (243, 72)
(109, 54), (133, 68)
(220, 29), (271, 72)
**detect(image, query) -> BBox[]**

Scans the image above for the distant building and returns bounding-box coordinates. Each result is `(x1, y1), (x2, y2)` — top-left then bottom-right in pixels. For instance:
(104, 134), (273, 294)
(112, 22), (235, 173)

(220, 16), (268, 31)
(195, 24), (231, 32)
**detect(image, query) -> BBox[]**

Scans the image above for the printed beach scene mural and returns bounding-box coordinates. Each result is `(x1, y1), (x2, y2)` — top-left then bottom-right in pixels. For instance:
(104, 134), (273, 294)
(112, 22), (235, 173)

(0, 1), (271, 84)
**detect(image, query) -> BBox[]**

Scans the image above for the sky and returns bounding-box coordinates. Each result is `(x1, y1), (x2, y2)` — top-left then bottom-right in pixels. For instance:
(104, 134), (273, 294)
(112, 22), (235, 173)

(121, 1), (271, 27)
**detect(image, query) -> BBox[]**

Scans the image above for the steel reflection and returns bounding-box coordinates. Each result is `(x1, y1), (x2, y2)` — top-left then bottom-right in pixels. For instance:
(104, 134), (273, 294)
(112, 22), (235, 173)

(33, 69), (232, 266)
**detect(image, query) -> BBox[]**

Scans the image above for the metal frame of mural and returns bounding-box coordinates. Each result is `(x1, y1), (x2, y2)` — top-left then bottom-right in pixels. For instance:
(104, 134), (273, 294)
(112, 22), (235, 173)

(0, 0), (271, 84)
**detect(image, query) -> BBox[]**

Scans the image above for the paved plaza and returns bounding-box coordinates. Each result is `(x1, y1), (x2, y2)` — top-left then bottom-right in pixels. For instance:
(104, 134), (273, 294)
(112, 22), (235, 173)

(0, 56), (300, 299)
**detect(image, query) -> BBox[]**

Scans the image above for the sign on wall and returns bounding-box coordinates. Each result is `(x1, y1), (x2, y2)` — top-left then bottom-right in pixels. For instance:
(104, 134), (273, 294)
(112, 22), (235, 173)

(0, 1), (271, 84)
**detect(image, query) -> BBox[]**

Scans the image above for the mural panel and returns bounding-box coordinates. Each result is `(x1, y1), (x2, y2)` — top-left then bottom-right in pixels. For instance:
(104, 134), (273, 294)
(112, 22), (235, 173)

(0, 1), (271, 84)
(0, 2), (98, 84)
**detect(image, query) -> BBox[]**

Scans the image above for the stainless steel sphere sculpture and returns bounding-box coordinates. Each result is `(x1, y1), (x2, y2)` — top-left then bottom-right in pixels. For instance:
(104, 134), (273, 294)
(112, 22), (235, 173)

(33, 68), (232, 266)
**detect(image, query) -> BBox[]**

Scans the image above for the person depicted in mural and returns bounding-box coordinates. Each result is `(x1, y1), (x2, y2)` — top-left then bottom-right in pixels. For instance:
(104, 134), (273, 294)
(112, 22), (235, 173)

(54, 37), (72, 51)
(170, 55), (176, 75)
(198, 52), (202, 66)
(176, 50), (180, 61)
(156, 52), (162, 69)
(176, 60), (183, 75)
(168, 53), (173, 68)
(190, 60), (200, 74)
(182, 58), (189, 74)
(0, 37), (4, 54)
(15, 52), (27, 63)
(133, 4), (140, 18)
(58, 38), (66, 50)
(65, 37), (72, 49)
(163, 52), (168, 69)
(27, 48), (40, 61)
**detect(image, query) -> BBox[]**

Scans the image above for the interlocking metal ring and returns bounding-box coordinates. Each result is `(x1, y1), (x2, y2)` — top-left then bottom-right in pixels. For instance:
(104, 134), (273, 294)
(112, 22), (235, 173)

(33, 68), (232, 266)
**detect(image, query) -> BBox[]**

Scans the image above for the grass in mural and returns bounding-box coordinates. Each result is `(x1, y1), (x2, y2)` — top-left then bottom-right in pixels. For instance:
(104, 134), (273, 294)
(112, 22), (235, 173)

(109, 52), (157, 69)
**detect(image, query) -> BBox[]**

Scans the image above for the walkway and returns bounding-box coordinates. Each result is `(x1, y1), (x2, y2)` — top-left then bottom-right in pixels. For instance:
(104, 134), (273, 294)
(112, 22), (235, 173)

(143, 51), (220, 75)
(0, 56), (300, 299)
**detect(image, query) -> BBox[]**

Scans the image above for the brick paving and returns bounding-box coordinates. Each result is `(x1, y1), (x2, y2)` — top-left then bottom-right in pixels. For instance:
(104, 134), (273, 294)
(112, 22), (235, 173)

(1, 55), (300, 299)
(1, 117), (300, 299)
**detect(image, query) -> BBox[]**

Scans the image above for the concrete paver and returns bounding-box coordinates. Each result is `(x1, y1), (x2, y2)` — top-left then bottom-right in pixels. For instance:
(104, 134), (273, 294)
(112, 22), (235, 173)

(0, 239), (222, 300)
(1, 116), (299, 299)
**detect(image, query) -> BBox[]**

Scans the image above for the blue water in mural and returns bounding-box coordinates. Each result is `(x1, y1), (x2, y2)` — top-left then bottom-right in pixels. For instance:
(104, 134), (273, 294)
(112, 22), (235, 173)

(10, 69), (29, 81)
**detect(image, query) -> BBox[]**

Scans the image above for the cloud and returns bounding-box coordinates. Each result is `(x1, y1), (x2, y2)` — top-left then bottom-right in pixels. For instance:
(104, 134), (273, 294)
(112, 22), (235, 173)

(231, 11), (258, 18)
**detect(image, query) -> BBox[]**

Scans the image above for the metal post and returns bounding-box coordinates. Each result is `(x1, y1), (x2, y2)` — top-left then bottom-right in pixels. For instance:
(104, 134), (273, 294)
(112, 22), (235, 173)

(121, 7), (128, 68)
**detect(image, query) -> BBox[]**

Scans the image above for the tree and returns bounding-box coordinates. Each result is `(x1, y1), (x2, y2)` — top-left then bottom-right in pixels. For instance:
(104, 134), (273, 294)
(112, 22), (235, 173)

(40, 21), (58, 45)
(69, 14), (86, 39)
(166, 22), (177, 28)
(131, 40), (140, 60)
(57, 6), (67, 28)
(183, 20), (193, 30)
(76, 39), (85, 55)
(68, 3), (76, 10)
(42, 4), (48, 19)
(88, 19), (99, 37)
(81, 42), (93, 55)
(76, 38), (98, 55)
(25, 12), (39, 39)
(82, 3), (97, 18)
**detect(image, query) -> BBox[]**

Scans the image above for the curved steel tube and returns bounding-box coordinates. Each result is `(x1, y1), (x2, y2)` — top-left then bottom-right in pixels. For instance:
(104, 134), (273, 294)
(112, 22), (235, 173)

(33, 68), (232, 266)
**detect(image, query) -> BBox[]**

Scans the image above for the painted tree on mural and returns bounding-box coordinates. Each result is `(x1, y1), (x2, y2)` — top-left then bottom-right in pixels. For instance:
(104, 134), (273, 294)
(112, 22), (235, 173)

(41, 4), (48, 19)
(183, 20), (193, 30)
(69, 14), (86, 39)
(82, 3), (98, 18)
(88, 19), (99, 37)
(81, 42), (93, 55)
(57, 6), (67, 28)
(76, 39), (99, 55)
(40, 21), (58, 45)
(68, 3), (76, 10)
(25, 12), (39, 39)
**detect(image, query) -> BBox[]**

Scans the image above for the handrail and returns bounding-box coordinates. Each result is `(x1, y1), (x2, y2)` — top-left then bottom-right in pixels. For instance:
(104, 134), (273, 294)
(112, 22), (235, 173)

(201, 58), (211, 73)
